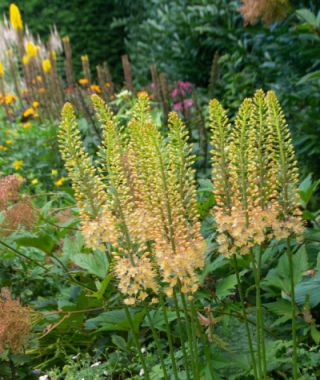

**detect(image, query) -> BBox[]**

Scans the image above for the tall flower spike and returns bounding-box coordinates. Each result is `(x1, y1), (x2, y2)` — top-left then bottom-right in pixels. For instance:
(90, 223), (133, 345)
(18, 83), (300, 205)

(209, 99), (232, 214)
(167, 111), (199, 226)
(128, 94), (205, 296)
(265, 91), (304, 238)
(58, 102), (107, 219)
(91, 94), (159, 305)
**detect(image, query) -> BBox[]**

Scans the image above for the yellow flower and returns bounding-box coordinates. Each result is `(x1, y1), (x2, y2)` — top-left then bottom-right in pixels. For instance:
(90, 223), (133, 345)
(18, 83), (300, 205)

(23, 107), (35, 118)
(0, 62), (4, 77)
(31, 178), (39, 185)
(51, 169), (58, 176)
(55, 177), (66, 187)
(23, 122), (31, 129)
(12, 160), (23, 170)
(105, 82), (111, 88)
(36, 75), (42, 82)
(89, 84), (101, 93)
(9, 3), (23, 30)
(25, 42), (38, 58)
(4, 94), (16, 105)
(81, 55), (89, 62)
(42, 59), (51, 73)
(0, 145), (8, 151)
(22, 55), (29, 65)
(6, 139), (13, 145)
(32, 101), (39, 108)
(79, 78), (88, 86)
(137, 90), (149, 98)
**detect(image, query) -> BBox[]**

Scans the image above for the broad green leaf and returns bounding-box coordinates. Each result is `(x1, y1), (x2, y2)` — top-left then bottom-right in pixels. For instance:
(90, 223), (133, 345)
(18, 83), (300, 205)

(295, 272), (320, 308)
(111, 334), (128, 351)
(296, 9), (318, 26)
(216, 274), (237, 299)
(86, 309), (145, 332)
(15, 233), (56, 254)
(73, 251), (108, 279)
(311, 324), (320, 344)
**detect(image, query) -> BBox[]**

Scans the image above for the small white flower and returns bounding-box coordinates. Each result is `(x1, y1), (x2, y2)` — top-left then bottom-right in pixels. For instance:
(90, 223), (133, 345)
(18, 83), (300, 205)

(139, 368), (145, 376)
(140, 347), (146, 354)
(39, 375), (49, 380)
(72, 353), (80, 360)
(103, 371), (108, 376)
(90, 361), (101, 368)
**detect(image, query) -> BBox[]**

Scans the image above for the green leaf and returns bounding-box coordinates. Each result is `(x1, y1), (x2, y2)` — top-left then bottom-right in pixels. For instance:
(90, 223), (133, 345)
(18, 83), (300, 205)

(295, 272), (320, 308)
(86, 309), (145, 332)
(299, 174), (320, 207)
(298, 70), (320, 85)
(111, 334), (128, 351)
(92, 275), (113, 299)
(311, 324), (320, 344)
(15, 233), (56, 254)
(216, 274), (237, 299)
(73, 251), (108, 279)
(63, 233), (84, 260)
(296, 9), (318, 26)
(142, 309), (177, 331)
(263, 246), (309, 295)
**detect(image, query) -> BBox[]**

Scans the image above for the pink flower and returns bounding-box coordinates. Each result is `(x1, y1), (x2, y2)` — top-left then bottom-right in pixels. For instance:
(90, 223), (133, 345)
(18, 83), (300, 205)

(173, 98), (193, 112)
(173, 102), (182, 111)
(183, 98), (193, 108)
(171, 88), (180, 98)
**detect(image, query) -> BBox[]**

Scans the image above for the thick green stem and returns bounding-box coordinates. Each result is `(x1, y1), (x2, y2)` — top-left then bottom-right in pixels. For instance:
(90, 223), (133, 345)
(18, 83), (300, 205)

(159, 296), (179, 380)
(287, 237), (298, 380)
(146, 309), (169, 380)
(124, 306), (150, 380)
(173, 290), (192, 380)
(180, 291), (200, 379)
(257, 248), (267, 379)
(233, 255), (259, 380)
(250, 251), (263, 379)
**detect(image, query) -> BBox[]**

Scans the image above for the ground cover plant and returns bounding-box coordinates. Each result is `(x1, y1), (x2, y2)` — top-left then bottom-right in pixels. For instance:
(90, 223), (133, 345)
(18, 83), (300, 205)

(1, 2), (320, 380)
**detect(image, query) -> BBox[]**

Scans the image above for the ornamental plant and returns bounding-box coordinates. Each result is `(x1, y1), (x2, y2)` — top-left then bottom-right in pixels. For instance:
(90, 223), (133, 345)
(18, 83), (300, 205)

(209, 89), (304, 380)
(58, 94), (211, 380)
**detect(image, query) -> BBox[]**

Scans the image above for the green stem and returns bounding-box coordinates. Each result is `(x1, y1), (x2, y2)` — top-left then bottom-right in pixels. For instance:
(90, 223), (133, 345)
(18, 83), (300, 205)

(173, 290), (192, 380)
(287, 237), (298, 380)
(159, 295), (179, 380)
(189, 298), (202, 380)
(250, 251), (263, 380)
(124, 306), (150, 380)
(233, 255), (259, 380)
(180, 291), (199, 380)
(191, 300), (216, 380)
(257, 248), (267, 380)
(146, 309), (169, 380)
